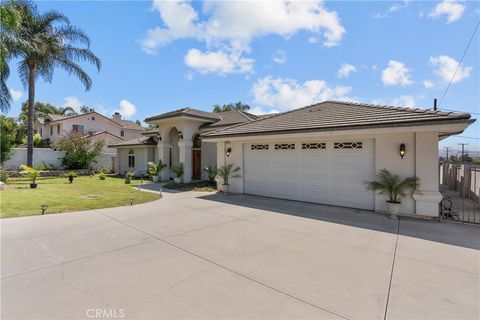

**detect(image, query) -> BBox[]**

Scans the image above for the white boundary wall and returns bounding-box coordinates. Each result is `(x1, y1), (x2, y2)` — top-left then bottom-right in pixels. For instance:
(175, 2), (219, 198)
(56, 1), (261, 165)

(2, 148), (115, 171)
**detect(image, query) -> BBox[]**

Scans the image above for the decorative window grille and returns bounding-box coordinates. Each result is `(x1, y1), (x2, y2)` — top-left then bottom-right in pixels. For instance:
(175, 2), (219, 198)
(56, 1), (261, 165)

(334, 142), (363, 149)
(302, 143), (326, 150)
(251, 144), (269, 150)
(274, 143), (295, 150)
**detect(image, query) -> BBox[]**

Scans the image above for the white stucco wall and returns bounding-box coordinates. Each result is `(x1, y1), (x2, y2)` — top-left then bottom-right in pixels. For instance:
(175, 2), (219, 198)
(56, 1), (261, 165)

(3, 148), (64, 170)
(117, 146), (156, 176)
(211, 129), (444, 217)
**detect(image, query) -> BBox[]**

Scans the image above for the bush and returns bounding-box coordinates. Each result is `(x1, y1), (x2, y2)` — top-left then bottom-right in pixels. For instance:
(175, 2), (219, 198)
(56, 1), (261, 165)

(171, 163), (184, 178)
(124, 170), (134, 184)
(0, 169), (8, 183)
(56, 131), (104, 169)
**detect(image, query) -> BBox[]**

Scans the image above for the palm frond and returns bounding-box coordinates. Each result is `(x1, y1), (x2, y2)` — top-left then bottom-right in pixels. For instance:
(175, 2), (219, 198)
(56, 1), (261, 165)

(54, 58), (92, 90)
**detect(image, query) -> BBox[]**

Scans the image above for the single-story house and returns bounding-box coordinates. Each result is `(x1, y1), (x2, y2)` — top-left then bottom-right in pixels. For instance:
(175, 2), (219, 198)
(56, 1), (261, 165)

(110, 101), (474, 217)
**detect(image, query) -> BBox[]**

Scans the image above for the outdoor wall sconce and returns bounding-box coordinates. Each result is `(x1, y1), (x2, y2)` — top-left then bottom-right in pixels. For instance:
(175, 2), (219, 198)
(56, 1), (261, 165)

(399, 143), (406, 159)
(40, 204), (48, 215)
(178, 131), (183, 139)
(226, 147), (232, 157)
(156, 133), (161, 141)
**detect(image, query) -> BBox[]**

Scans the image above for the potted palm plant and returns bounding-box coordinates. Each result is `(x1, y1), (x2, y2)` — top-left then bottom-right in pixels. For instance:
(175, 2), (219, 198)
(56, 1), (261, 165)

(171, 163), (184, 183)
(19, 164), (40, 189)
(216, 164), (241, 195)
(203, 166), (218, 183)
(148, 160), (166, 183)
(366, 169), (419, 217)
(66, 172), (77, 183)
(124, 170), (134, 184)
(98, 168), (106, 180)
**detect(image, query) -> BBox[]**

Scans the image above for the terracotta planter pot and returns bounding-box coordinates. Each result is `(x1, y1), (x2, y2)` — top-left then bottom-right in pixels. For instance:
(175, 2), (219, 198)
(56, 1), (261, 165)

(30, 183), (37, 189)
(220, 184), (230, 194)
(386, 201), (401, 218)
(173, 177), (182, 183)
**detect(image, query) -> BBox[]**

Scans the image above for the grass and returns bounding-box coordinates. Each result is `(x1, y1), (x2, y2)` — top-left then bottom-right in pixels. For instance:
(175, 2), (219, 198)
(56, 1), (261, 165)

(164, 180), (217, 192)
(1, 175), (160, 218)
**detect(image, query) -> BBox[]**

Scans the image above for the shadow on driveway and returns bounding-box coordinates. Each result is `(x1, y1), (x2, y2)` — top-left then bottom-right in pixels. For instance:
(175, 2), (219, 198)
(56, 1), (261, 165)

(199, 193), (480, 250)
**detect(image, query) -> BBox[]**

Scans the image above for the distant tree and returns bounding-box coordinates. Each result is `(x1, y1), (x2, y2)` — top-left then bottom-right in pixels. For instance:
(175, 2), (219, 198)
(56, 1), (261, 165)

(19, 101), (76, 124)
(0, 115), (18, 163)
(213, 101), (250, 113)
(56, 131), (104, 169)
(4, 1), (101, 166)
(80, 105), (95, 113)
(135, 120), (142, 126)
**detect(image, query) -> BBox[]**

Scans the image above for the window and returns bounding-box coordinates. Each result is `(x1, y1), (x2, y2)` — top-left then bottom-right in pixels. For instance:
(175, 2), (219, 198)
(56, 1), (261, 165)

(192, 134), (201, 148)
(91, 116), (95, 121)
(274, 143), (295, 150)
(302, 143), (326, 150)
(128, 149), (135, 168)
(39, 128), (42, 136)
(334, 142), (363, 149)
(121, 130), (125, 137)
(57, 124), (60, 134)
(169, 139), (173, 168)
(251, 144), (269, 150)
(50, 126), (53, 135)
(72, 125), (84, 135)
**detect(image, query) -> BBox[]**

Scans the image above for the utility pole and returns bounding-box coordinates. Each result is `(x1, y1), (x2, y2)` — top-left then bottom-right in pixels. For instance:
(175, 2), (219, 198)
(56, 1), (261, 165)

(458, 143), (469, 163)
(444, 147), (451, 161)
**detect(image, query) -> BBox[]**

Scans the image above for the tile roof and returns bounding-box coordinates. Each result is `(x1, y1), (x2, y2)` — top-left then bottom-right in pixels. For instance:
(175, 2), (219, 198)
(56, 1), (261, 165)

(112, 119), (145, 130)
(202, 111), (258, 129)
(108, 136), (157, 147)
(82, 130), (124, 140)
(203, 100), (474, 138)
(145, 108), (221, 122)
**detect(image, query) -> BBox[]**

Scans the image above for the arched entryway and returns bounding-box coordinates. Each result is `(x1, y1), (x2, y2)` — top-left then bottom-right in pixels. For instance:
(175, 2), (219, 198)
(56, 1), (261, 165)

(192, 134), (202, 179)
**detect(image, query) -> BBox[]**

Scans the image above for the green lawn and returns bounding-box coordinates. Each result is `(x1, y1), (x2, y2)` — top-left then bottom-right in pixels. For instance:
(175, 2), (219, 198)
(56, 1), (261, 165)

(1, 176), (160, 218)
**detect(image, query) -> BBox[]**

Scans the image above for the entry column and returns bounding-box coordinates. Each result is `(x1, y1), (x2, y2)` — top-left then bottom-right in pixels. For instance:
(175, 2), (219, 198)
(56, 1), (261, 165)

(178, 140), (193, 183)
(158, 140), (170, 181)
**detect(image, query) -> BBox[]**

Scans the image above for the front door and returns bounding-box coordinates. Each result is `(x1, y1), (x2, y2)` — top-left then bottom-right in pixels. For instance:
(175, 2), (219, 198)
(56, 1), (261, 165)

(192, 150), (201, 179)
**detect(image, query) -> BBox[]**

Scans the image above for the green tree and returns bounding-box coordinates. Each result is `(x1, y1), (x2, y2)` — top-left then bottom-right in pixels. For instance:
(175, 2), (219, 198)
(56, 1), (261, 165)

(19, 101), (76, 124)
(3, 1), (101, 166)
(0, 115), (18, 163)
(56, 131), (104, 169)
(0, 0), (26, 112)
(213, 101), (250, 113)
(80, 105), (95, 113)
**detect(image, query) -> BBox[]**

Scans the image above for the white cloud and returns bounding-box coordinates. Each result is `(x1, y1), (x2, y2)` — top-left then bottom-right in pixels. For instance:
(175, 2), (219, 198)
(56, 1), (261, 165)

(184, 47), (254, 75)
(115, 100), (137, 119)
(251, 76), (352, 112)
(429, 55), (472, 83)
(249, 106), (280, 116)
(272, 50), (287, 64)
(337, 63), (357, 78)
(381, 60), (413, 86)
(140, 1), (345, 74)
(423, 80), (434, 89)
(428, 0), (465, 23)
(9, 88), (22, 102)
(391, 95), (417, 108)
(374, 0), (411, 18)
(62, 96), (83, 113)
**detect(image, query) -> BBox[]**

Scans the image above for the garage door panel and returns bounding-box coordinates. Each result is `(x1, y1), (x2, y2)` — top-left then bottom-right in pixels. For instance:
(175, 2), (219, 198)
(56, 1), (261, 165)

(244, 140), (375, 210)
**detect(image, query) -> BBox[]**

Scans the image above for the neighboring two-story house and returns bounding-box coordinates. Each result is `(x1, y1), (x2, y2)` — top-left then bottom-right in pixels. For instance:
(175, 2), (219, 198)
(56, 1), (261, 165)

(34, 111), (145, 154)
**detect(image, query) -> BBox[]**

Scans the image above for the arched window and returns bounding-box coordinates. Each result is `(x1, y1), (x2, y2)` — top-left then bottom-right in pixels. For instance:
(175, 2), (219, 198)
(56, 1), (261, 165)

(193, 134), (201, 149)
(168, 139), (173, 168)
(128, 149), (135, 168)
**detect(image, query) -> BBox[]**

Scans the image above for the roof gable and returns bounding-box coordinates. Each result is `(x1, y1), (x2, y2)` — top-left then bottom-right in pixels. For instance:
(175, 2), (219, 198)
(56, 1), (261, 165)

(145, 108), (220, 122)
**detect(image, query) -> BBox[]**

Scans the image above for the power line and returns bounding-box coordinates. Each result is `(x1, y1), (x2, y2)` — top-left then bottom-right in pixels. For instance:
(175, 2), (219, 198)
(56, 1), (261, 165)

(457, 136), (480, 140)
(438, 19), (480, 108)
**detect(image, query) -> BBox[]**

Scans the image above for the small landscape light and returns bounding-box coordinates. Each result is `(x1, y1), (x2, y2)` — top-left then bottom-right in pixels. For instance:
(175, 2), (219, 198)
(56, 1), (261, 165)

(159, 187), (163, 197)
(130, 198), (134, 206)
(40, 204), (48, 215)
(226, 147), (232, 157)
(399, 143), (406, 159)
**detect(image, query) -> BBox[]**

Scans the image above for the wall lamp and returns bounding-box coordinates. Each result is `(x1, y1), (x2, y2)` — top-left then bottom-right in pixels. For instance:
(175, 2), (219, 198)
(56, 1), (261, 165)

(226, 147), (232, 157)
(178, 131), (183, 139)
(156, 133), (161, 141)
(399, 143), (406, 159)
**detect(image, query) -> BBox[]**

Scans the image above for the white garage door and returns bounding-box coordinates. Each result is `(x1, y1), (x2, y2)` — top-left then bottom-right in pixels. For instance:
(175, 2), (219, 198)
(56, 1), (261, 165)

(244, 140), (375, 210)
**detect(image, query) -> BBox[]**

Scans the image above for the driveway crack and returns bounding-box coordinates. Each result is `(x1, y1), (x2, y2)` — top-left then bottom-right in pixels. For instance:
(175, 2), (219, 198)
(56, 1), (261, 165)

(383, 217), (401, 320)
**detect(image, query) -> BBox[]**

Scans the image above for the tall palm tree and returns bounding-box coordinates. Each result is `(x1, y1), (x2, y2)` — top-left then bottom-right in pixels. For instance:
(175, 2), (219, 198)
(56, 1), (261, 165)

(4, 1), (101, 166)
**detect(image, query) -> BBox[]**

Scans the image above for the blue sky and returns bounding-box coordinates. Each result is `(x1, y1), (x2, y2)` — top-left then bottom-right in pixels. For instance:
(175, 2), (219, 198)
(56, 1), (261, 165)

(5, 0), (480, 154)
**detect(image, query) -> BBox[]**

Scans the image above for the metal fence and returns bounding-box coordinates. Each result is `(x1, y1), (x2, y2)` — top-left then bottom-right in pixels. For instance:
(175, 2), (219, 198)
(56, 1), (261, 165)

(440, 163), (480, 224)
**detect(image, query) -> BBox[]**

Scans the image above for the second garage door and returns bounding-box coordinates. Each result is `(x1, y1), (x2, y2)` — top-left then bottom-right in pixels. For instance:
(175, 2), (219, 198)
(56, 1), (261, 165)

(244, 140), (375, 210)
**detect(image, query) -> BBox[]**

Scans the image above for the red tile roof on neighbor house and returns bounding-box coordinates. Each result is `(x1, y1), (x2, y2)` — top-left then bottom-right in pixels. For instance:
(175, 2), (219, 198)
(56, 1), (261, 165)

(203, 100), (475, 138)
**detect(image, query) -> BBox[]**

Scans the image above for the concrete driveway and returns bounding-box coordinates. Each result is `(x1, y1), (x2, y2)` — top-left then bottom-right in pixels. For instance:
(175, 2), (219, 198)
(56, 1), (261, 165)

(2, 191), (479, 319)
